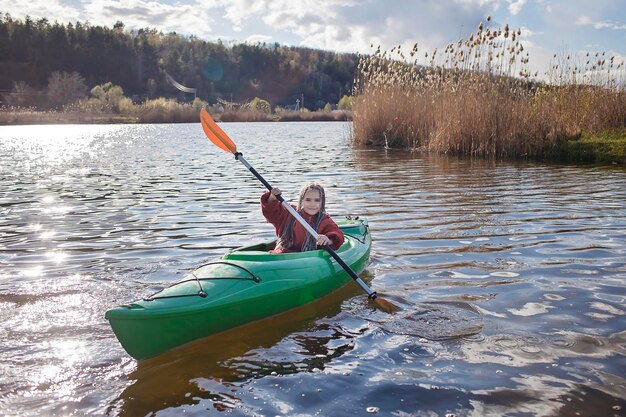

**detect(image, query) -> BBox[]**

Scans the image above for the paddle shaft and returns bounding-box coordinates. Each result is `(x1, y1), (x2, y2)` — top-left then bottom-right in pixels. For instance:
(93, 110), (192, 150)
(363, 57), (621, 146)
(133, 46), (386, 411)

(235, 152), (378, 300)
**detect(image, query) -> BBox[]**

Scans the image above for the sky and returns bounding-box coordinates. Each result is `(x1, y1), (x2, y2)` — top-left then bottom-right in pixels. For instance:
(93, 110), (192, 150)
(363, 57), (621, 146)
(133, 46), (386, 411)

(1, 0), (625, 80)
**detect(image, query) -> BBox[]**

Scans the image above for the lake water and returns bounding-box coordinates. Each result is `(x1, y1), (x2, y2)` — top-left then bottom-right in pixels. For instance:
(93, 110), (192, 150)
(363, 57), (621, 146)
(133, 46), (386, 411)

(0, 122), (625, 417)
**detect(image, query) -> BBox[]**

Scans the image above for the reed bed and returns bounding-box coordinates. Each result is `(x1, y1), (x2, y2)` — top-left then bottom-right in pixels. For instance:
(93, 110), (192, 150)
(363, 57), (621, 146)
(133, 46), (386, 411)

(352, 19), (626, 159)
(219, 110), (273, 122)
(0, 104), (350, 125)
(277, 110), (350, 122)
(0, 107), (137, 125)
(219, 109), (351, 122)
(0, 98), (202, 125)
(135, 98), (199, 123)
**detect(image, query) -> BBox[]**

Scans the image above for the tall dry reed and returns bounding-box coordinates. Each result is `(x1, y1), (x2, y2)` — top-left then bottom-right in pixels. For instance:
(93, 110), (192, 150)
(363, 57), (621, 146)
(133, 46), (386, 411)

(352, 19), (626, 158)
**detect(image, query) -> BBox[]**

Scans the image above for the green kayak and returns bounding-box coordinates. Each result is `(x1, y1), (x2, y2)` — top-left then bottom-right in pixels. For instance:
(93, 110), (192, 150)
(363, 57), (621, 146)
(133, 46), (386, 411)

(106, 218), (371, 360)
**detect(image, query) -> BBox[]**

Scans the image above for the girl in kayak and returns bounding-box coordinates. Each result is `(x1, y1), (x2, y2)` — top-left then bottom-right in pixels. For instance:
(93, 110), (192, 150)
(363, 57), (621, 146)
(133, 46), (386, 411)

(261, 182), (344, 254)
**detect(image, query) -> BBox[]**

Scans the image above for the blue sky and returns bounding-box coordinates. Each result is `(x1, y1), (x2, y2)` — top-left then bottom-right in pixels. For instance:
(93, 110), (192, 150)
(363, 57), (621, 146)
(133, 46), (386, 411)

(1, 0), (624, 80)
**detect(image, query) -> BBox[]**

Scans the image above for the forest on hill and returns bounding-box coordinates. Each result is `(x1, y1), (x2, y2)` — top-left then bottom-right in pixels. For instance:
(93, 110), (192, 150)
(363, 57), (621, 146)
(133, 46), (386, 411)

(0, 13), (358, 110)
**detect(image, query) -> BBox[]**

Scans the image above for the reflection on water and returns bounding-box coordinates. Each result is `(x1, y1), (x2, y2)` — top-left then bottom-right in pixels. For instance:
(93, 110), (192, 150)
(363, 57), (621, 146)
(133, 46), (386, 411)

(1, 122), (625, 416)
(109, 283), (360, 417)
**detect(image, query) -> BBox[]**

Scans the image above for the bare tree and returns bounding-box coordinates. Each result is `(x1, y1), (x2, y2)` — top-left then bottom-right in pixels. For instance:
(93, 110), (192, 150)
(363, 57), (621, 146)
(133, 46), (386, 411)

(46, 71), (88, 109)
(2, 81), (38, 108)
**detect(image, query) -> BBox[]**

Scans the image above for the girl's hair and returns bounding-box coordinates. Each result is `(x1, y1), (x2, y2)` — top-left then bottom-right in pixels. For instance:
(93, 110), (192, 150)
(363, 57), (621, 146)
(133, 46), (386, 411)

(277, 183), (326, 251)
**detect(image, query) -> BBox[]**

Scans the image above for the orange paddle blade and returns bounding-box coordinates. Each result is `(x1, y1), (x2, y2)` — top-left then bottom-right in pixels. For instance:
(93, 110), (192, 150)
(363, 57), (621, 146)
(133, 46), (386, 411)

(373, 296), (400, 313)
(200, 108), (237, 154)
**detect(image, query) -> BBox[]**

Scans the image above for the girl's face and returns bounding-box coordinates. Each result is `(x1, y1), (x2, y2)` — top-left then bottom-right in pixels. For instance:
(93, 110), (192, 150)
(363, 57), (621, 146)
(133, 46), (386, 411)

(301, 189), (322, 216)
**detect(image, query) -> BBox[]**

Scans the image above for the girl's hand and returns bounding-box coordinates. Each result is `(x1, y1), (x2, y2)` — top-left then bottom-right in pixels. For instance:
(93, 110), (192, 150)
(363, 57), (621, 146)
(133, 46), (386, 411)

(269, 187), (282, 202)
(316, 234), (332, 247)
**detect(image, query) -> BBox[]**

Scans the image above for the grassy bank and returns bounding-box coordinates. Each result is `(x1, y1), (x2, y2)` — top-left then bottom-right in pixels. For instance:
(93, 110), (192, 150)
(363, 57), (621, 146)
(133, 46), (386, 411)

(352, 19), (626, 164)
(560, 128), (626, 164)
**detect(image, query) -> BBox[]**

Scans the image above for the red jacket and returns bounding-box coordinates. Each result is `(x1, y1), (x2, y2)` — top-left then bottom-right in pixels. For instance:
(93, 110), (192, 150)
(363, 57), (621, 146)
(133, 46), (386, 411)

(261, 191), (344, 253)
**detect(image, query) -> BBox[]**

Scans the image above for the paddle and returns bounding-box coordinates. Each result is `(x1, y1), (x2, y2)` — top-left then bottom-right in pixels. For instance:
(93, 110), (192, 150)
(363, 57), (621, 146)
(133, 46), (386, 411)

(199, 108), (398, 313)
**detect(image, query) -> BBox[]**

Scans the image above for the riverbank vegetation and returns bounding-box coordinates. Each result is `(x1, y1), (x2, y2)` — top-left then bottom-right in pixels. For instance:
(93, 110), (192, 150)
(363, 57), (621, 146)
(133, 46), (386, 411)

(560, 129), (626, 164)
(220, 109), (350, 122)
(0, 12), (356, 125)
(352, 18), (626, 163)
(0, 80), (353, 124)
(0, 80), (204, 124)
(0, 106), (351, 124)
(0, 14), (356, 111)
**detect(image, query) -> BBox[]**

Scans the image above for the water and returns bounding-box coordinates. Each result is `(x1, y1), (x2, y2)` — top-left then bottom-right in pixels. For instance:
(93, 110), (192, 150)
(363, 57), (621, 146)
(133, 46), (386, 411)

(1, 122), (625, 416)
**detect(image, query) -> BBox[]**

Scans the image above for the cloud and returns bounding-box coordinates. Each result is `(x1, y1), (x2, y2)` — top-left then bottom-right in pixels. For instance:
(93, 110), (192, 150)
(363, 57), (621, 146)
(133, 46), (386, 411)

(576, 16), (626, 30)
(80, 0), (217, 36)
(508, 0), (528, 15)
(244, 33), (273, 44)
(0, 0), (505, 53)
(252, 0), (501, 53)
(0, 0), (509, 53)
(0, 0), (219, 38)
(222, 0), (268, 28)
(0, 0), (83, 22)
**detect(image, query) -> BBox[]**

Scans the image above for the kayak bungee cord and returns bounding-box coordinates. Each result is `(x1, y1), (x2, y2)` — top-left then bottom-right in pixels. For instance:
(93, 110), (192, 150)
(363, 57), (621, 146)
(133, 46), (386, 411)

(143, 261), (259, 301)
(343, 224), (369, 245)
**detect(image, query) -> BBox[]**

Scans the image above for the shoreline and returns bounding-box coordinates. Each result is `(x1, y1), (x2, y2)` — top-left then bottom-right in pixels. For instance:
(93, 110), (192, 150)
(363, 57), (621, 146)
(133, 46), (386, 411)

(0, 109), (352, 125)
(1, 111), (623, 166)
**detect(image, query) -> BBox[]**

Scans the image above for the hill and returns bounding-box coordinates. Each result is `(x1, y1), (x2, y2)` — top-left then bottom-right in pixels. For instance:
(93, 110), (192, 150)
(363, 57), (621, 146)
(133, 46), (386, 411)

(0, 14), (357, 110)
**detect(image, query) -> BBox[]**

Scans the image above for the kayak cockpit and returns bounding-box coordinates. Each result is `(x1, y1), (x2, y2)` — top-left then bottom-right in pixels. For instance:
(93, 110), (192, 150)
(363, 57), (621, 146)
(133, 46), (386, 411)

(229, 240), (277, 252)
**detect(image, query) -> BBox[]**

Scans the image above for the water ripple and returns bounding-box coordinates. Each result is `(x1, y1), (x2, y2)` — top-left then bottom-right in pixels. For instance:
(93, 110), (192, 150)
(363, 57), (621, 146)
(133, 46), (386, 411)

(1, 122), (625, 416)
